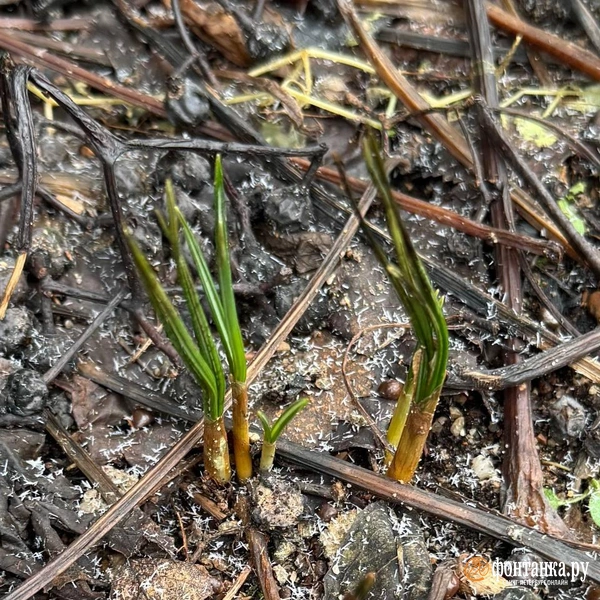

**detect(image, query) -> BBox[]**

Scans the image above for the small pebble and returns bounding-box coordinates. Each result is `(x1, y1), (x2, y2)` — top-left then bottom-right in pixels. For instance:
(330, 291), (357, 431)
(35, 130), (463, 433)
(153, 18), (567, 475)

(549, 395), (587, 438)
(131, 407), (154, 429)
(471, 455), (497, 481)
(377, 380), (403, 401)
(318, 502), (338, 523)
(450, 416), (466, 438)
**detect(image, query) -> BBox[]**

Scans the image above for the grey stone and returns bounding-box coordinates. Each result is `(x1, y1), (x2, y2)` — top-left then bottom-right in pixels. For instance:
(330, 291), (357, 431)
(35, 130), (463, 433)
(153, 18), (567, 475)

(264, 185), (313, 231)
(251, 474), (304, 529)
(550, 395), (588, 438)
(5, 370), (48, 416)
(0, 307), (32, 355)
(323, 502), (431, 600)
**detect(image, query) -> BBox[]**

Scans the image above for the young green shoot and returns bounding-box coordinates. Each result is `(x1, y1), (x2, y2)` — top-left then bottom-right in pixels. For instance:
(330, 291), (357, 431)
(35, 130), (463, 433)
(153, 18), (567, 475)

(127, 216), (231, 484)
(359, 132), (449, 482)
(175, 156), (252, 481)
(257, 398), (309, 472)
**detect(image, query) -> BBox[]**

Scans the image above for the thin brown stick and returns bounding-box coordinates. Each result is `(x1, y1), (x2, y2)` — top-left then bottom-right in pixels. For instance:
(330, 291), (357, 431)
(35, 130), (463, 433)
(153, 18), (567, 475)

(222, 566), (252, 600)
(0, 30), (166, 115)
(341, 323), (410, 452)
(292, 158), (563, 260)
(487, 2), (600, 82)
(336, 0), (473, 168)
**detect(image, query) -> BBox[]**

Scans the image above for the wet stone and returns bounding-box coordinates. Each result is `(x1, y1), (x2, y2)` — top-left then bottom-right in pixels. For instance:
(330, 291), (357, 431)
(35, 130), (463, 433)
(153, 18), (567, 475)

(247, 22), (290, 61)
(263, 185), (314, 231)
(29, 225), (72, 280)
(166, 77), (210, 129)
(5, 369), (48, 416)
(323, 502), (431, 600)
(549, 395), (588, 438)
(0, 307), (33, 356)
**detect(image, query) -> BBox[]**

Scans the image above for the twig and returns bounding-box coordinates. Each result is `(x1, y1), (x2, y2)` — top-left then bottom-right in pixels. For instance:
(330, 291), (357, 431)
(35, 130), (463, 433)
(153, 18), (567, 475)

(486, 2), (600, 82)
(237, 496), (280, 600)
(446, 325), (600, 390)
(341, 323), (410, 452)
(336, 0), (472, 169)
(472, 96), (600, 279)
(222, 566), (252, 600)
(293, 158), (562, 260)
(0, 59), (36, 319)
(45, 411), (120, 504)
(42, 287), (128, 384)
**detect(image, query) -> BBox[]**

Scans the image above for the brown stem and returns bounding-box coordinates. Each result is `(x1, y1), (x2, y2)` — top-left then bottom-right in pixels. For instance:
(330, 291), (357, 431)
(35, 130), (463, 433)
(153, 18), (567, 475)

(486, 3), (600, 82)
(336, 0), (472, 168)
(232, 381), (252, 481)
(204, 417), (231, 484)
(387, 399), (437, 482)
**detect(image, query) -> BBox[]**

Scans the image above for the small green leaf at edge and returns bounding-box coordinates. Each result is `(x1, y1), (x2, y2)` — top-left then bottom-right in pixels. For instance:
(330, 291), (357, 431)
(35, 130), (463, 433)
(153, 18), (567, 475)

(544, 487), (564, 510)
(589, 489), (600, 528)
(270, 397), (309, 442)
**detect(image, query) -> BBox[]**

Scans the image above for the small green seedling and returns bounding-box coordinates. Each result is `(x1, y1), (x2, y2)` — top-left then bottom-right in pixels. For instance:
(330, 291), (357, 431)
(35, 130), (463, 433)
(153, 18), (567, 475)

(175, 157), (252, 482)
(544, 479), (600, 528)
(128, 155), (250, 484)
(257, 398), (309, 472)
(357, 132), (449, 482)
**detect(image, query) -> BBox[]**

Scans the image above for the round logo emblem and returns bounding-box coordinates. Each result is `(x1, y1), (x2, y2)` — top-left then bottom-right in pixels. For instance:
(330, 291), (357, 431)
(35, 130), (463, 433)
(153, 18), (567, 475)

(462, 556), (492, 582)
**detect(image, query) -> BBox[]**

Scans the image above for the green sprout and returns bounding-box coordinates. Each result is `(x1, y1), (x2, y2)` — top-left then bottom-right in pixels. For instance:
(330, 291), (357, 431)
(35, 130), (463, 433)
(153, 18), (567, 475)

(358, 132), (449, 482)
(127, 154), (251, 484)
(545, 479), (600, 529)
(257, 398), (309, 472)
(175, 157), (252, 481)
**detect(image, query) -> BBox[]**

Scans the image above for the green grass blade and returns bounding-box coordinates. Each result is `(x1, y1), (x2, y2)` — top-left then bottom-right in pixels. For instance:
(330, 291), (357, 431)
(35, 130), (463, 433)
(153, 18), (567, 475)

(177, 210), (238, 377)
(269, 397), (309, 442)
(127, 236), (219, 418)
(361, 131), (448, 403)
(165, 181), (226, 410)
(257, 410), (273, 443)
(213, 156), (247, 383)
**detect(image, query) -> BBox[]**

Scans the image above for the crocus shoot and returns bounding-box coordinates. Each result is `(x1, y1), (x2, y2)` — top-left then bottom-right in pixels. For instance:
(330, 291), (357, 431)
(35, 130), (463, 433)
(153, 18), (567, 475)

(127, 155), (251, 484)
(127, 211), (231, 484)
(360, 132), (449, 482)
(257, 398), (309, 472)
(176, 157), (252, 481)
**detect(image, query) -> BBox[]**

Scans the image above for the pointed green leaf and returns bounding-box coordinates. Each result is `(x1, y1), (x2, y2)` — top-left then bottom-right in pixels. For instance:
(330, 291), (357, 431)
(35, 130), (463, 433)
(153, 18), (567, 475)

(257, 410), (274, 443)
(127, 236), (219, 417)
(213, 156), (247, 383)
(269, 398), (309, 442)
(164, 181), (226, 410)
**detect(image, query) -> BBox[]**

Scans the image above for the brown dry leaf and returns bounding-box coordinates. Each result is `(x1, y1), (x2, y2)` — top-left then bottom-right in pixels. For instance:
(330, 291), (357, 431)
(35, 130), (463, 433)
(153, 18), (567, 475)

(174, 0), (251, 67)
(69, 375), (129, 429)
(110, 559), (221, 600)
